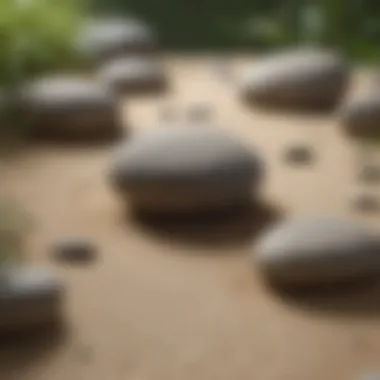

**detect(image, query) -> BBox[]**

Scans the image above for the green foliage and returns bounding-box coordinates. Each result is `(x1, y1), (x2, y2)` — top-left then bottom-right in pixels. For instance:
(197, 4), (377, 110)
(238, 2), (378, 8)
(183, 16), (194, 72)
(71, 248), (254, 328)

(0, 0), (88, 88)
(0, 0), (89, 139)
(89, 0), (380, 61)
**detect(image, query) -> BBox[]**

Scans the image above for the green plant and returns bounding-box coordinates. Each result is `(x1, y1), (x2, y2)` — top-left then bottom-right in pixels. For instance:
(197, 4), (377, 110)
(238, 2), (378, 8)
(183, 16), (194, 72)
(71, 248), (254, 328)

(0, 0), (89, 140)
(0, 0), (88, 87)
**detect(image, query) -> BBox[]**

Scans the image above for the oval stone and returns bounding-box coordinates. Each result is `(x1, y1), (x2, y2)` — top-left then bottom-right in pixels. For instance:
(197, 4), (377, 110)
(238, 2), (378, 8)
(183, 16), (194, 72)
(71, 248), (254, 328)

(254, 217), (380, 287)
(240, 49), (349, 111)
(358, 164), (380, 184)
(98, 57), (167, 95)
(340, 90), (380, 138)
(0, 266), (64, 332)
(282, 143), (315, 165)
(52, 237), (96, 265)
(108, 126), (263, 213)
(77, 17), (156, 63)
(17, 75), (122, 141)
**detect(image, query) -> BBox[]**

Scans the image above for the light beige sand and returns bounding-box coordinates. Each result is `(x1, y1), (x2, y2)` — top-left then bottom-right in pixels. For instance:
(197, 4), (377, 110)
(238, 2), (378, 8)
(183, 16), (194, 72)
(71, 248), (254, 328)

(1, 56), (380, 380)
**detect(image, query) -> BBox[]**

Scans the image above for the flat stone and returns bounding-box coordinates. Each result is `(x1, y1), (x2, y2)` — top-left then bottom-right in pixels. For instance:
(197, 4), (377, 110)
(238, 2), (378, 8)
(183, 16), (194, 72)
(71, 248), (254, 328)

(349, 190), (380, 212)
(108, 126), (264, 213)
(98, 57), (167, 94)
(16, 75), (121, 141)
(0, 266), (64, 332)
(240, 48), (349, 111)
(77, 17), (156, 63)
(358, 164), (380, 184)
(52, 238), (96, 264)
(340, 91), (380, 138)
(254, 217), (380, 287)
(282, 143), (315, 164)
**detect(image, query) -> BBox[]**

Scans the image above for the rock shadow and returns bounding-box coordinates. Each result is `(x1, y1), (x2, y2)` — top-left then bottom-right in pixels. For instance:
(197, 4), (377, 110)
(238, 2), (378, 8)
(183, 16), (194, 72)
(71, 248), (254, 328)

(129, 199), (283, 250)
(265, 275), (380, 319)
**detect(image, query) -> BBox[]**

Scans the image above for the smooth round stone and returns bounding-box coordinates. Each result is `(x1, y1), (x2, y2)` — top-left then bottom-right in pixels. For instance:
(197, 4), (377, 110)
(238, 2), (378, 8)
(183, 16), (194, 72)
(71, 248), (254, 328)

(108, 126), (263, 213)
(240, 49), (349, 111)
(77, 17), (156, 63)
(98, 57), (166, 94)
(0, 266), (64, 332)
(349, 190), (379, 212)
(282, 143), (315, 164)
(358, 164), (380, 184)
(52, 238), (96, 264)
(340, 91), (380, 138)
(254, 217), (380, 287)
(17, 76), (121, 141)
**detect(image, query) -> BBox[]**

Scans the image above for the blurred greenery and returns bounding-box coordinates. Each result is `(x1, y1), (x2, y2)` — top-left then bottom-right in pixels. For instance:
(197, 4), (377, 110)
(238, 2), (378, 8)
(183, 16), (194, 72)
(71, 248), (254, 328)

(0, 0), (88, 138)
(89, 0), (380, 60)
(0, 0), (88, 87)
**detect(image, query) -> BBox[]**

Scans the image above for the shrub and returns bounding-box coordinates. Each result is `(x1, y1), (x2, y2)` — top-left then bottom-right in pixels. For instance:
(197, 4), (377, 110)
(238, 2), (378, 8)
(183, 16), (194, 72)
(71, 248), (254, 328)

(0, 0), (89, 139)
(0, 0), (88, 87)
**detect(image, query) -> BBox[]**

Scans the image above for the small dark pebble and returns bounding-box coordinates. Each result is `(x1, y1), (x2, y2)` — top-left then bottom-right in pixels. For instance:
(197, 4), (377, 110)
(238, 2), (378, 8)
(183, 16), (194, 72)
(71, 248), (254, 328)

(350, 191), (380, 212)
(358, 164), (380, 184)
(283, 144), (315, 165)
(52, 238), (96, 265)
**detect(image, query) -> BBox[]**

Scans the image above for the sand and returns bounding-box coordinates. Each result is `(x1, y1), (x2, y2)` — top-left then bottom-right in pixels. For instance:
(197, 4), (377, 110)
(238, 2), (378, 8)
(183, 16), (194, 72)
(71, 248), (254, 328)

(1, 56), (380, 380)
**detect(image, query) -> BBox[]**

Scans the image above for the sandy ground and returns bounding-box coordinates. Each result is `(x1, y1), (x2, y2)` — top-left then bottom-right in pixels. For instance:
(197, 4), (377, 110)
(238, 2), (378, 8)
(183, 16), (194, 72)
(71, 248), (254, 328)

(1, 56), (380, 380)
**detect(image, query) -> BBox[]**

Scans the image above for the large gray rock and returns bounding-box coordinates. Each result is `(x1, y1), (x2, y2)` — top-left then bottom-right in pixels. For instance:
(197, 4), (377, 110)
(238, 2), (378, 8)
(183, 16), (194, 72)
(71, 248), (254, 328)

(108, 126), (263, 213)
(17, 76), (122, 141)
(254, 217), (380, 287)
(98, 57), (167, 94)
(340, 91), (380, 138)
(0, 267), (64, 332)
(77, 17), (156, 63)
(240, 49), (349, 111)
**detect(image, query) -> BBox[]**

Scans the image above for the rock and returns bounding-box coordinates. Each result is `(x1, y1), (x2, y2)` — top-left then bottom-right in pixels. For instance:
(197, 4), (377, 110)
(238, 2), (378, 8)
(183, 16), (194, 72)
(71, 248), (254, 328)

(77, 17), (156, 63)
(240, 48), (349, 111)
(254, 217), (380, 287)
(340, 90), (380, 138)
(16, 75), (122, 141)
(108, 126), (263, 213)
(52, 238), (96, 264)
(282, 143), (315, 164)
(0, 266), (64, 332)
(358, 164), (380, 184)
(349, 190), (380, 212)
(98, 57), (167, 95)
